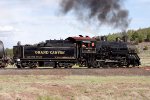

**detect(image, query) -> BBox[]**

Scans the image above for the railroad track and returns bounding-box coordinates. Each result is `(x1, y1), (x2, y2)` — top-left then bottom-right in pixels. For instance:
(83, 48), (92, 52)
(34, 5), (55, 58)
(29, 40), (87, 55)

(0, 67), (149, 76)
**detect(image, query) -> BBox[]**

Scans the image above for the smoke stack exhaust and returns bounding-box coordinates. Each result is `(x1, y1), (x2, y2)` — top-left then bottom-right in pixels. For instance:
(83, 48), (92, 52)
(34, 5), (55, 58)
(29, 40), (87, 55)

(60, 0), (130, 30)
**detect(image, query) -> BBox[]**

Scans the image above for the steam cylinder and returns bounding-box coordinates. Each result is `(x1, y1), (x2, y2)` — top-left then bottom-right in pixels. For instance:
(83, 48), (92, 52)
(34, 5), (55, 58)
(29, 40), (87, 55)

(0, 41), (5, 58)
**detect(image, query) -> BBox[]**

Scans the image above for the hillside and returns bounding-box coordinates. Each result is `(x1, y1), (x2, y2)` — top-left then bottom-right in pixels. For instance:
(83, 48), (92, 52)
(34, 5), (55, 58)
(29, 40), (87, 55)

(107, 27), (150, 42)
(137, 42), (150, 66)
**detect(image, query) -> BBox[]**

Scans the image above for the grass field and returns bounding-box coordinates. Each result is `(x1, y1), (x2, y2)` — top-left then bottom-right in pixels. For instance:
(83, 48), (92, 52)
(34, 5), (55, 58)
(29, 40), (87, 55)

(137, 42), (150, 66)
(0, 75), (149, 100)
(139, 48), (150, 66)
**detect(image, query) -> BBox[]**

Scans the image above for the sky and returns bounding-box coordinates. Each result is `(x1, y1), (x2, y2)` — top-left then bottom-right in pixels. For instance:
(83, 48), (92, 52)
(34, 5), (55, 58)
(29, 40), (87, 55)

(0, 0), (150, 48)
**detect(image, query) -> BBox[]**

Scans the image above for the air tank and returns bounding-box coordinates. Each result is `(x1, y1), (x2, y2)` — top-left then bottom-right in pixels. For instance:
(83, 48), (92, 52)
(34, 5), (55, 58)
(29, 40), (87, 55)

(0, 40), (5, 58)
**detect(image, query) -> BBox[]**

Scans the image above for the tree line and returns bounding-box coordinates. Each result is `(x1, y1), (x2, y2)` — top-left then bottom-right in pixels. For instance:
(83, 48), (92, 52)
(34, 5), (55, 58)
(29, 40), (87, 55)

(107, 27), (150, 43)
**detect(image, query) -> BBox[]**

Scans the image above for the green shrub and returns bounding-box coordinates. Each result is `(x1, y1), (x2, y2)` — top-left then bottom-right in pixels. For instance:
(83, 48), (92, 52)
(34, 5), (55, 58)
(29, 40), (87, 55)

(143, 46), (148, 50)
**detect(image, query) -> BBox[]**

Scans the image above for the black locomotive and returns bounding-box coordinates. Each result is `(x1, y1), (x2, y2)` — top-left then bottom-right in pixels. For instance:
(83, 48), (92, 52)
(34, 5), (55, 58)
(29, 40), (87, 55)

(12, 35), (140, 68)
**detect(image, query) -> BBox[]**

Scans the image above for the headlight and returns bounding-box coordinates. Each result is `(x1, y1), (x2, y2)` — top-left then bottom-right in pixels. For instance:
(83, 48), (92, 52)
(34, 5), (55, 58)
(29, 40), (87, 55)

(17, 59), (20, 62)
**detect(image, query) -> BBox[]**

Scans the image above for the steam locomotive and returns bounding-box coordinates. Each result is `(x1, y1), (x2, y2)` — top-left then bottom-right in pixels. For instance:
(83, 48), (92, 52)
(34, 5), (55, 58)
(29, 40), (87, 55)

(12, 35), (140, 68)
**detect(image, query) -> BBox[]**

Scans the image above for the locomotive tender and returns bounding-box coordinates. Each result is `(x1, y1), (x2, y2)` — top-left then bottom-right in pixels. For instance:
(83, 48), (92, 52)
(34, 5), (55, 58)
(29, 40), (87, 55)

(12, 35), (140, 68)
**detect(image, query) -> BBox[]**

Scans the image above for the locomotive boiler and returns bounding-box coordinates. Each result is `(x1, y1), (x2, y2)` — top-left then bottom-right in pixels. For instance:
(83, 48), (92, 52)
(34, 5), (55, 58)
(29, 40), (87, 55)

(96, 37), (141, 68)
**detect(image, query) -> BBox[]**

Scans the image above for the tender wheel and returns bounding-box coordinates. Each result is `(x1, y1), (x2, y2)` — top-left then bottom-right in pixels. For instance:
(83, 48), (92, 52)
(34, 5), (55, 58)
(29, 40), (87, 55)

(64, 66), (68, 68)
(17, 65), (23, 69)
(69, 66), (72, 68)
(53, 62), (59, 68)
(30, 66), (37, 69)
(88, 66), (91, 68)
(0, 66), (5, 69)
(0, 63), (7, 68)
(30, 62), (38, 69)
(53, 66), (57, 68)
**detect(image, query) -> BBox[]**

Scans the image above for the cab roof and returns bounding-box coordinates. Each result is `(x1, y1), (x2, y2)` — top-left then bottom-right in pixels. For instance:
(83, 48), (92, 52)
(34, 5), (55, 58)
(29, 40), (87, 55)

(67, 36), (96, 42)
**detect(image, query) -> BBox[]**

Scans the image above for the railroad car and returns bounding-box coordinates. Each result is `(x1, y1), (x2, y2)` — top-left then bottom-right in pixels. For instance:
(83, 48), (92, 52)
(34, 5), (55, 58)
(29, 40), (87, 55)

(0, 40), (8, 68)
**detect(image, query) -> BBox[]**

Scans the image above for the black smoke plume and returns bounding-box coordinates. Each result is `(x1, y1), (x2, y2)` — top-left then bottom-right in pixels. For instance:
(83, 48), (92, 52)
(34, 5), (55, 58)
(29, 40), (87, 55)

(60, 0), (130, 30)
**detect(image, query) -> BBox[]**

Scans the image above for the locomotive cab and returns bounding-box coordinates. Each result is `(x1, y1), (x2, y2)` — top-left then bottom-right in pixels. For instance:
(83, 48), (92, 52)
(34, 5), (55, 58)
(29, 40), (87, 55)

(67, 36), (96, 54)
(67, 36), (97, 67)
(81, 41), (96, 54)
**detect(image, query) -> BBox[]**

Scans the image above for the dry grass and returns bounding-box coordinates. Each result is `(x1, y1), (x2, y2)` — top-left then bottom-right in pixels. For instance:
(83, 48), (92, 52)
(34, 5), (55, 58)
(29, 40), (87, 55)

(139, 49), (150, 66)
(137, 42), (150, 66)
(0, 75), (149, 100)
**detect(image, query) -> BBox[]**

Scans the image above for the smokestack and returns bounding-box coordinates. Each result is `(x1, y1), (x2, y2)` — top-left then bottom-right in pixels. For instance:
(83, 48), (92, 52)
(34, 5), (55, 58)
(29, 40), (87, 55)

(101, 36), (107, 41)
(122, 35), (128, 42)
(60, 0), (130, 30)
